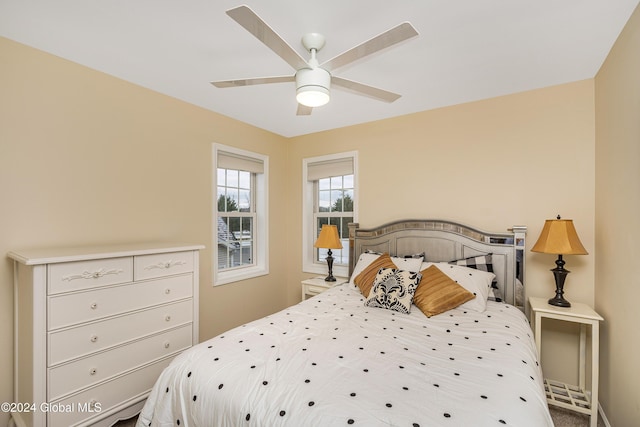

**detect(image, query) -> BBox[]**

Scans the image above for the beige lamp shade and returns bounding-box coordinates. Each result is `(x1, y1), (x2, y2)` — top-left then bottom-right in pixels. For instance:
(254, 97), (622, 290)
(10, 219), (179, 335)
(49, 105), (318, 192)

(531, 218), (588, 255)
(314, 225), (343, 249)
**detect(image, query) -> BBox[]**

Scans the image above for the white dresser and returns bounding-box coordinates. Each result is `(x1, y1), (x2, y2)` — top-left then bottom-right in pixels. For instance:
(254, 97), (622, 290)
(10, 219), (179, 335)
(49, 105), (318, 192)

(8, 243), (204, 427)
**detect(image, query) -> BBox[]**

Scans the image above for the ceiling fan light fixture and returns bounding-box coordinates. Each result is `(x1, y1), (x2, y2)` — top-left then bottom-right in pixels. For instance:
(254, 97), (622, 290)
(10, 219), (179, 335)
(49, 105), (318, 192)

(296, 67), (331, 107)
(296, 86), (330, 107)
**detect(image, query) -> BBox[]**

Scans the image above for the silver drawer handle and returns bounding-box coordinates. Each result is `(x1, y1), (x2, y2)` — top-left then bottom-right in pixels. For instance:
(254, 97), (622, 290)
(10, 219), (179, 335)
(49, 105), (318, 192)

(144, 260), (187, 271)
(90, 303), (98, 310)
(165, 288), (171, 295)
(90, 335), (98, 343)
(89, 368), (97, 376)
(165, 315), (171, 322)
(88, 399), (98, 411)
(164, 341), (170, 349)
(62, 268), (123, 282)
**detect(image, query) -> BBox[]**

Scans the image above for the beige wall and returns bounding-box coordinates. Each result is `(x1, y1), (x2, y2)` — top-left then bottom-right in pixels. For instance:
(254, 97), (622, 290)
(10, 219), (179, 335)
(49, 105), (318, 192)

(595, 3), (640, 426)
(0, 37), (290, 426)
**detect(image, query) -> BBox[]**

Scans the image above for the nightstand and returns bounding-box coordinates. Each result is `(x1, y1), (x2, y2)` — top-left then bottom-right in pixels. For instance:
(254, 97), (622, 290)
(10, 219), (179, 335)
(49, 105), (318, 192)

(528, 296), (604, 427)
(301, 277), (347, 300)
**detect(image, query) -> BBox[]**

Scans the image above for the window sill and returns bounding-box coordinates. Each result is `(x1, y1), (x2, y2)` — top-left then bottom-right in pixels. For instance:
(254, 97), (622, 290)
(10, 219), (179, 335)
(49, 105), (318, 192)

(214, 265), (269, 286)
(303, 263), (349, 280)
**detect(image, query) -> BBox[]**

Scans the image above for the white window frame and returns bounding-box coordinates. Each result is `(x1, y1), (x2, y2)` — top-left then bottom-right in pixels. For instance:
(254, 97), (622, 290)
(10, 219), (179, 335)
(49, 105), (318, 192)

(302, 151), (358, 279)
(213, 143), (269, 286)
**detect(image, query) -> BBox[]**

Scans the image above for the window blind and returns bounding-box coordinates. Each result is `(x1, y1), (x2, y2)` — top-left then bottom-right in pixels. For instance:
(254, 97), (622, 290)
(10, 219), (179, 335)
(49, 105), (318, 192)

(307, 158), (353, 181)
(218, 152), (264, 174)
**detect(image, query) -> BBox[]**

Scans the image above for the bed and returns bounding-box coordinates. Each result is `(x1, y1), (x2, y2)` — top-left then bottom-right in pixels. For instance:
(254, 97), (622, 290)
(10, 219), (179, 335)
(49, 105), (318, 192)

(136, 219), (552, 427)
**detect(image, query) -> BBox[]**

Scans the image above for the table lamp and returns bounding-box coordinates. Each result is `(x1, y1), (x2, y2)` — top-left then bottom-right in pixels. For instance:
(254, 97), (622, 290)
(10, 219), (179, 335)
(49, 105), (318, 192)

(314, 224), (343, 282)
(531, 215), (588, 307)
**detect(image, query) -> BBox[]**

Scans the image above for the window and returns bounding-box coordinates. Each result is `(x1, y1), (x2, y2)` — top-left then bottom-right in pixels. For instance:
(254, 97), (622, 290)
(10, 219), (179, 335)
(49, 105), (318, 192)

(303, 152), (358, 279)
(217, 168), (254, 270)
(213, 144), (268, 285)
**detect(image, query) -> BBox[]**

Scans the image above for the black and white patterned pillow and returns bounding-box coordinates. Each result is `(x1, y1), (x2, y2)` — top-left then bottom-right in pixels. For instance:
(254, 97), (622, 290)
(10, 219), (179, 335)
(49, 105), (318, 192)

(364, 268), (422, 314)
(448, 253), (502, 301)
(403, 251), (426, 259)
(448, 253), (494, 273)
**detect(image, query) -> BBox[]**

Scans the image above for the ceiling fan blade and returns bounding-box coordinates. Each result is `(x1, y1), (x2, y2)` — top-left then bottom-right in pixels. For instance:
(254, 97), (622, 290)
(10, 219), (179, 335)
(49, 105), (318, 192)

(332, 77), (402, 103)
(211, 75), (294, 88)
(296, 104), (313, 116)
(321, 22), (418, 71)
(226, 5), (308, 70)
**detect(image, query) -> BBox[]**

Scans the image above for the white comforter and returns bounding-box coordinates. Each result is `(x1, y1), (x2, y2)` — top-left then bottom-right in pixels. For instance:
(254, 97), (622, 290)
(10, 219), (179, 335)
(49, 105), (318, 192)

(137, 283), (553, 427)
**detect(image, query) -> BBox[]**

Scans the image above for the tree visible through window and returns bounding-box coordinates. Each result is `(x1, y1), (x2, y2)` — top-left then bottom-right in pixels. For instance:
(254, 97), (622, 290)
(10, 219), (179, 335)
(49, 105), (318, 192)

(315, 174), (354, 266)
(213, 144), (268, 286)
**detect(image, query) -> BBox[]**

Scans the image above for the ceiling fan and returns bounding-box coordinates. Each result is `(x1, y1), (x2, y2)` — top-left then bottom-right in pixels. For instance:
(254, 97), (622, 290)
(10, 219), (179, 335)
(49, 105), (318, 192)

(211, 5), (419, 116)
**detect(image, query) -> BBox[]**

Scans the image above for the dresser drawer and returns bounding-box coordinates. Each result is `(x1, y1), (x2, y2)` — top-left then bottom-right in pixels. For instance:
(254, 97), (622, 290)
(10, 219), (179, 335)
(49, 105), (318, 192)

(134, 251), (194, 280)
(48, 356), (172, 427)
(48, 324), (192, 400)
(48, 274), (194, 330)
(48, 257), (133, 295)
(49, 299), (193, 366)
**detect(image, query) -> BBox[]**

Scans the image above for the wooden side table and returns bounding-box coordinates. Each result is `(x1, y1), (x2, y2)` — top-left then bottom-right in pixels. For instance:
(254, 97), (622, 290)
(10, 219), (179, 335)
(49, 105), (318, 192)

(301, 277), (347, 300)
(529, 296), (604, 427)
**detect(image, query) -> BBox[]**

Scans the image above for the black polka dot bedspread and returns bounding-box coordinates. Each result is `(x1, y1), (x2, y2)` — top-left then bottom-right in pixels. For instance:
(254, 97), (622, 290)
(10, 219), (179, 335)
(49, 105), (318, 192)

(137, 283), (553, 426)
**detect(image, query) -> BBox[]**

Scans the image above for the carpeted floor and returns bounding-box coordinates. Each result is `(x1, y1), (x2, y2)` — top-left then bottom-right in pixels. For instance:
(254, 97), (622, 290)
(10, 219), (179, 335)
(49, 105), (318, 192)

(116, 406), (602, 427)
(549, 405), (604, 427)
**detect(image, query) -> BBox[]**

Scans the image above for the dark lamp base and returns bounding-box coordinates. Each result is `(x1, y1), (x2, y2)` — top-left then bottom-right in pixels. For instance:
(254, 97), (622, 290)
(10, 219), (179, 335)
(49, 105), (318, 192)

(548, 296), (571, 307)
(324, 249), (337, 282)
(548, 254), (572, 308)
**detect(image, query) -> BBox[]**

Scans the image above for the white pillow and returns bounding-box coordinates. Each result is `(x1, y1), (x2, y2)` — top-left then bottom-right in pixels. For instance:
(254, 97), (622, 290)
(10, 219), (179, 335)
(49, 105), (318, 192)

(419, 261), (434, 271)
(423, 262), (495, 312)
(390, 256), (423, 273)
(349, 252), (382, 284)
(350, 253), (423, 284)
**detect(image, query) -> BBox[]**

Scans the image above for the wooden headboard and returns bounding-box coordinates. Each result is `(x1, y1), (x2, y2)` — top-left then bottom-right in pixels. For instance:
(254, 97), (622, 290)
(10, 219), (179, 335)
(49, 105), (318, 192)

(348, 220), (527, 310)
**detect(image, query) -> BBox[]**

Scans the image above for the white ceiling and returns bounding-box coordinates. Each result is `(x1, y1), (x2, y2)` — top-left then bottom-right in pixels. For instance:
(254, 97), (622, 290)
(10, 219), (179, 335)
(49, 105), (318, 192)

(1, 1), (638, 137)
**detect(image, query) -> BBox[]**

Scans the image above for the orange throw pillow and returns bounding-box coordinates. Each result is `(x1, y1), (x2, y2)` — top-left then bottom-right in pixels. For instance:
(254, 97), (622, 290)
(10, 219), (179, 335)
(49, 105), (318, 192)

(413, 265), (475, 317)
(353, 253), (396, 297)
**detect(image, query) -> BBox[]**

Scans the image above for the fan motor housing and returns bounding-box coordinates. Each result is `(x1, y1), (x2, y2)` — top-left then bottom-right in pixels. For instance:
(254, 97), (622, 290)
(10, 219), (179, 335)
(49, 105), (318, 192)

(295, 67), (331, 107)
